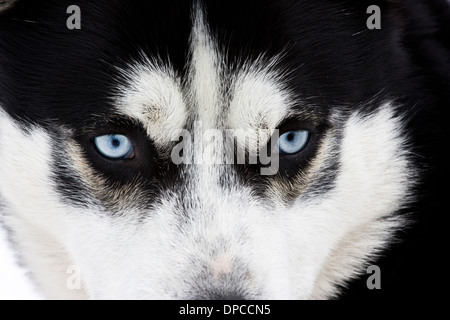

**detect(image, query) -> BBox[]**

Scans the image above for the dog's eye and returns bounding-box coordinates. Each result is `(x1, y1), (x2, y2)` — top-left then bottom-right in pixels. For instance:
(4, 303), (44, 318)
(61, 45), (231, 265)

(94, 134), (134, 160)
(277, 130), (309, 155)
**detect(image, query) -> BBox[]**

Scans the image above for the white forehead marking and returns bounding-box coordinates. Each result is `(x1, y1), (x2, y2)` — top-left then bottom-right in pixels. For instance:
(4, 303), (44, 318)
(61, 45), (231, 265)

(227, 57), (293, 151)
(189, 4), (222, 129)
(229, 63), (291, 130)
(114, 56), (187, 148)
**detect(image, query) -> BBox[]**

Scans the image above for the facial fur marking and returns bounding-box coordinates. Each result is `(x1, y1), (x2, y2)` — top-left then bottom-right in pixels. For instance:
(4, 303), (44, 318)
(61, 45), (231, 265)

(115, 5), (301, 168)
(114, 54), (188, 152)
(189, 2), (223, 130)
(307, 103), (413, 298)
(227, 58), (295, 154)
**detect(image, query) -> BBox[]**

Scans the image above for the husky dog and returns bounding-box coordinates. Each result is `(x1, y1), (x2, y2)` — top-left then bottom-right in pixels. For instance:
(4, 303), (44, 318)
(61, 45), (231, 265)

(0, 0), (447, 300)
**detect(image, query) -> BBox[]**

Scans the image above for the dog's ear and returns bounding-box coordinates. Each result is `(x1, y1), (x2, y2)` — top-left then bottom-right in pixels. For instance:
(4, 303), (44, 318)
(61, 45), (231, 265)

(0, 0), (18, 13)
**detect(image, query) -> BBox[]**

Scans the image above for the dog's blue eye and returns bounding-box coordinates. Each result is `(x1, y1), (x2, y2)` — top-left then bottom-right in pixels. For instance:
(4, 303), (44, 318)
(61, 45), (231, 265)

(278, 130), (309, 155)
(94, 134), (134, 159)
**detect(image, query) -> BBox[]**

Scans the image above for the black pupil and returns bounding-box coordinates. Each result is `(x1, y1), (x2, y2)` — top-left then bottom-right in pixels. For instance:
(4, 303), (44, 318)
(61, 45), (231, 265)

(111, 138), (120, 147)
(287, 133), (295, 142)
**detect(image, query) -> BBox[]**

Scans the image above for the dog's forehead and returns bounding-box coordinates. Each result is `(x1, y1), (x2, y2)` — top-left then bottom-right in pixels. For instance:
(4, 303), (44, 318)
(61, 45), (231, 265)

(114, 5), (294, 146)
(0, 0), (389, 127)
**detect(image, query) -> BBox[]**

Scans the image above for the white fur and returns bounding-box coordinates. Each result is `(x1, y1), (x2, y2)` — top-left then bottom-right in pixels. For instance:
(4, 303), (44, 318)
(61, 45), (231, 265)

(0, 111), (88, 299)
(227, 58), (293, 153)
(0, 103), (411, 300)
(69, 103), (409, 299)
(189, 3), (223, 130)
(114, 56), (188, 150)
(290, 105), (411, 298)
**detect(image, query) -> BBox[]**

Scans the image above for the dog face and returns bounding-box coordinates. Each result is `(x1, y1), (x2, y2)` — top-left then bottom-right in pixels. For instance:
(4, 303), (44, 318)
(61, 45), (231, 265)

(0, 0), (414, 299)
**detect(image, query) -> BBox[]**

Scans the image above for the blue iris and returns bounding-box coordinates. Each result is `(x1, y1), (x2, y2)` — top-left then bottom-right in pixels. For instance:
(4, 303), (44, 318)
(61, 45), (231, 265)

(94, 134), (133, 159)
(278, 130), (309, 155)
